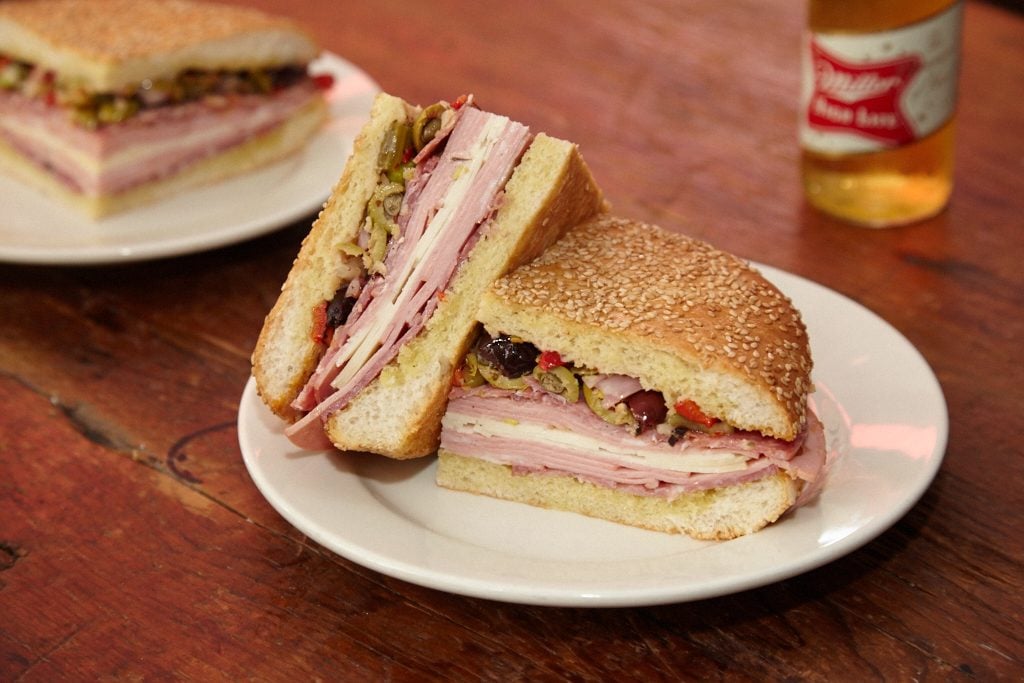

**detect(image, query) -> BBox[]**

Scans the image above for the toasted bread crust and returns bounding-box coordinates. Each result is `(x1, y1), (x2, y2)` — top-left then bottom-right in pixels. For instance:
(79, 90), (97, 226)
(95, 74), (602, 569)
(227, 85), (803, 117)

(0, 0), (319, 91)
(479, 216), (812, 440)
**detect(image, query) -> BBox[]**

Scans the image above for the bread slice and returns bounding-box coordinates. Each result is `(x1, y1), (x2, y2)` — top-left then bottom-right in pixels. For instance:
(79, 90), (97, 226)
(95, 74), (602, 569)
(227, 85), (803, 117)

(253, 93), (412, 420)
(252, 94), (609, 458)
(0, 0), (319, 91)
(477, 216), (813, 440)
(436, 452), (800, 540)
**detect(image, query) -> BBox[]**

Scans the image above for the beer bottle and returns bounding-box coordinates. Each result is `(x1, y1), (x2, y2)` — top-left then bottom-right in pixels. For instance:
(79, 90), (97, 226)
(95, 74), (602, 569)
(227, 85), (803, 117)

(800, 1), (964, 227)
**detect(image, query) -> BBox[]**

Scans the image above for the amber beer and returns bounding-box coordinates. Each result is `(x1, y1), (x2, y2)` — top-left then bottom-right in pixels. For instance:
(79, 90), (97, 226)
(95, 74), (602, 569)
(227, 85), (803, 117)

(800, 0), (964, 227)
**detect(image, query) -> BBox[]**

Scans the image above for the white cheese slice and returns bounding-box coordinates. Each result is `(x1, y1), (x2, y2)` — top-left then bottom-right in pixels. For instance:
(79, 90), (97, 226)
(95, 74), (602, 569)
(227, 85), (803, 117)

(442, 411), (750, 474)
(328, 114), (511, 389)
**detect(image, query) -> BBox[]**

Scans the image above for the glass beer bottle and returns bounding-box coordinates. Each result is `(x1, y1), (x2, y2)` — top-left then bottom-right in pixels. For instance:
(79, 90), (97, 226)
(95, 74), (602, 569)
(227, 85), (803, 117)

(800, 1), (964, 227)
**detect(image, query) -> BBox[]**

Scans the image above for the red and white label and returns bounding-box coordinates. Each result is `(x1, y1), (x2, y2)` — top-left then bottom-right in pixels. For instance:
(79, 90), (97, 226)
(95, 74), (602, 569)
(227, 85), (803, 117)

(800, 3), (963, 154)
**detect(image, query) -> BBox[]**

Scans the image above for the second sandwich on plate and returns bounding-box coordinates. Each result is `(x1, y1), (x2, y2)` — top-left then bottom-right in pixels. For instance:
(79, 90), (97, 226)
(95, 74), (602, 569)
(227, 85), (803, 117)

(438, 216), (832, 540)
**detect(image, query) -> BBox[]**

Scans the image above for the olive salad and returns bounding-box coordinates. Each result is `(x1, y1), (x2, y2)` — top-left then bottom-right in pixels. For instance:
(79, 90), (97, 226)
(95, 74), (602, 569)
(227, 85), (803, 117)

(456, 334), (735, 444)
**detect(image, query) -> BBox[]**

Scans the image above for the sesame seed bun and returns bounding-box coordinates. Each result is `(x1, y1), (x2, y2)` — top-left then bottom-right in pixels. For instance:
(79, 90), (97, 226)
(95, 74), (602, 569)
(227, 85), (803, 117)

(478, 216), (813, 440)
(0, 0), (319, 91)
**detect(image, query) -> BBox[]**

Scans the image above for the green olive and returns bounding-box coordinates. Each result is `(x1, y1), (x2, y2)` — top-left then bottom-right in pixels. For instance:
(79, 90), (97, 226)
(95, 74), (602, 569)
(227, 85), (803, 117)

(458, 354), (486, 388)
(97, 96), (139, 124)
(478, 360), (527, 391)
(71, 106), (100, 129)
(368, 182), (405, 235)
(0, 61), (29, 89)
(582, 384), (636, 428)
(412, 102), (449, 151)
(532, 365), (580, 403)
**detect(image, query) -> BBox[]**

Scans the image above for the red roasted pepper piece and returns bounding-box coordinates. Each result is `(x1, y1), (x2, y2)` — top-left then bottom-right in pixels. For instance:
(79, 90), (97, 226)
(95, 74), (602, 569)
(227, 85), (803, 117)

(312, 73), (335, 90)
(537, 350), (564, 371)
(310, 301), (329, 344)
(674, 399), (718, 427)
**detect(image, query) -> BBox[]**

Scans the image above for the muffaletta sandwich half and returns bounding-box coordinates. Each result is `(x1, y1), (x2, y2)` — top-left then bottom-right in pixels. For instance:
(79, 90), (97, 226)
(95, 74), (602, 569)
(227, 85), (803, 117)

(252, 92), (608, 458)
(437, 216), (831, 539)
(0, 0), (328, 216)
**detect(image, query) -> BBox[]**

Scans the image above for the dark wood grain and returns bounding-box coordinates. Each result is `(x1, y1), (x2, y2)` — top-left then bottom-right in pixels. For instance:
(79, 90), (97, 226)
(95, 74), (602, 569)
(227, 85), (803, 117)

(2, 1), (1022, 680)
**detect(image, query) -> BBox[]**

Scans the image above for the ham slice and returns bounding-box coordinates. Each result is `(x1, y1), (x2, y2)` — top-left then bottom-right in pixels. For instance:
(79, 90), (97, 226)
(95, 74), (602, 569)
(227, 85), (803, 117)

(284, 106), (532, 447)
(439, 385), (829, 501)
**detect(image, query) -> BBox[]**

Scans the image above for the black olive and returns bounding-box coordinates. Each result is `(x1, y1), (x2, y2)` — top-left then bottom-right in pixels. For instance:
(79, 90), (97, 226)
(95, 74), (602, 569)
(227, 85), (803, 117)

(624, 390), (668, 434)
(475, 334), (539, 378)
(667, 426), (689, 446)
(326, 291), (356, 329)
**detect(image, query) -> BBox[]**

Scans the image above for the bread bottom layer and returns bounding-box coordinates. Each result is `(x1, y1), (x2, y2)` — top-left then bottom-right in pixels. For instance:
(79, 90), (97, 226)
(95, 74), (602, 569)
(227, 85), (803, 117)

(0, 97), (327, 218)
(436, 450), (800, 540)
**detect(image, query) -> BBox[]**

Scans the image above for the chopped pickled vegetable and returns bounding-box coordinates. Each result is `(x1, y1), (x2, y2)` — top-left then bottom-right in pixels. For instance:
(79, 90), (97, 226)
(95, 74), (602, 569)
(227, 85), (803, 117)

(386, 163), (414, 184)
(0, 52), (311, 128)
(364, 222), (389, 273)
(667, 412), (734, 435)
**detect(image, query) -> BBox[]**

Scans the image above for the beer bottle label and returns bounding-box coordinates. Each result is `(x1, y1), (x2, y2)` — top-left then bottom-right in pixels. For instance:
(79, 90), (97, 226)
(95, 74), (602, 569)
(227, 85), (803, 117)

(800, 2), (963, 154)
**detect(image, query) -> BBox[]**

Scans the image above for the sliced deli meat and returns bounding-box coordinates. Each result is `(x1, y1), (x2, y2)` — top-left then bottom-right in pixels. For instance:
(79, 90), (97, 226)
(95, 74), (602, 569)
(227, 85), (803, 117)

(284, 107), (535, 447)
(440, 385), (828, 499)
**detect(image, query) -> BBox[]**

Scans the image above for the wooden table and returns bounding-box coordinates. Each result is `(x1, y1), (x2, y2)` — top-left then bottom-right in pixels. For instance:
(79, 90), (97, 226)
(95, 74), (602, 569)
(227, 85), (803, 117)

(3, 1), (1022, 679)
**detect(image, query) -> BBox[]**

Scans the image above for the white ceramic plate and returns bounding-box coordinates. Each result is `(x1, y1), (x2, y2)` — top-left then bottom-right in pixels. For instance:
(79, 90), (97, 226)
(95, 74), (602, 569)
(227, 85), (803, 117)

(0, 53), (379, 265)
(238, 265), (948, 607)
